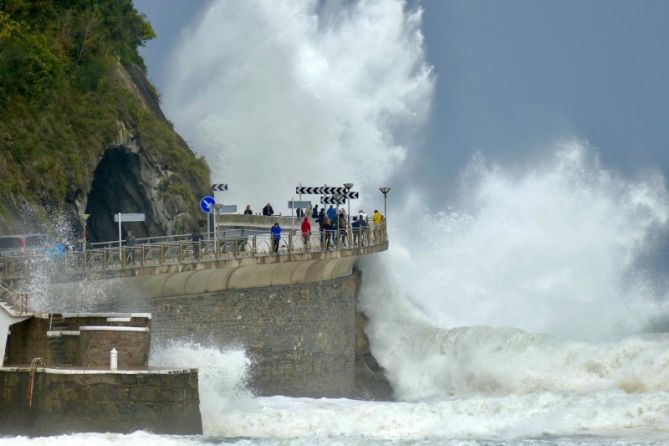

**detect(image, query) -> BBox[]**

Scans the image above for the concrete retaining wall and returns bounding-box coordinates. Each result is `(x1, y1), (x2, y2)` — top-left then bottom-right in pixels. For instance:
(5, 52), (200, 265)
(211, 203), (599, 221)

(0, 368), (202, 435)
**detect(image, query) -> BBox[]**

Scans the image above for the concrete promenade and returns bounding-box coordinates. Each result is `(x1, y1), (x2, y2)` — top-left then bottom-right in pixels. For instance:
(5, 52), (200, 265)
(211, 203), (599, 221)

(0, 219), (388, 305)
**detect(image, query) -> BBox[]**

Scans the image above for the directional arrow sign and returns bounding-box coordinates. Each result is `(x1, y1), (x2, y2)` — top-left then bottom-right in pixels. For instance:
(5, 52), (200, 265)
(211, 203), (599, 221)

(296, 186), (319, 194)
(321, 196), (346, 205)
(344, 191), (359, 200)
(200, 195), (216, 214)
(212, 183), (228, 192)
(296, 186), (350, 195)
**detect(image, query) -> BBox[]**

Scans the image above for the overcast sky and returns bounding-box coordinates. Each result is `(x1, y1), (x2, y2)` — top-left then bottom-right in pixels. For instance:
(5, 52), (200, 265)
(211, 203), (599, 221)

(134, 0), (669, 193)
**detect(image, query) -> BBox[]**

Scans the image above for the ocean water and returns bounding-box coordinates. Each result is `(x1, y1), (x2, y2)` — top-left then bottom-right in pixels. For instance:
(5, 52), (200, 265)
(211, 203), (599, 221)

(5, 0), (669, 444)
(6, 148), (668, 445)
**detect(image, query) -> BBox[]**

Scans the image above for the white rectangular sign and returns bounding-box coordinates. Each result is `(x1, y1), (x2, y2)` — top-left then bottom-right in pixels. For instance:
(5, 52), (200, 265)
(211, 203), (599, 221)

(114, 213), (145, 222)
(219, 205), (238, 214)
(288, 200), (312, 209)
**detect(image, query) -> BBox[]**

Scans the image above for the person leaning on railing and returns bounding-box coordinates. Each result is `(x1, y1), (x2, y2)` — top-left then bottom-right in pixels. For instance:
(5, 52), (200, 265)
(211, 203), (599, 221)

(191, 228), (203, 260)
(263, 203), (274, 216)
(338, 209), (347, 246)
(321, 215), (331, 249)
(126, 230), (137, 264)
(271, 222), (281, 254)
(352, 216), (360, 246)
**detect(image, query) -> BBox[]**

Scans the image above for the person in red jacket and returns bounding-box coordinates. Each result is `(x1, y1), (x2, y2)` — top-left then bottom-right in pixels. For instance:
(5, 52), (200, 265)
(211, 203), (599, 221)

(301, 215), (311, 250)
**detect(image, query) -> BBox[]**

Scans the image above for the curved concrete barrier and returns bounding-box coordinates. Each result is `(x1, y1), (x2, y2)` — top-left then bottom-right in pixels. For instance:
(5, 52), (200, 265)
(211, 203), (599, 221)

(119, 255), (361, 299)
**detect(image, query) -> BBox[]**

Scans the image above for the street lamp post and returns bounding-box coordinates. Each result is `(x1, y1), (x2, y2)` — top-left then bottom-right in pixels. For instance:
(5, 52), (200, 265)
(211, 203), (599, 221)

(214, 204), (223, 241)
(379, 187), (391, 221)
(80, 213), (91, 247)
(80, 213), (91, 270)
(343, 182), (353, 226)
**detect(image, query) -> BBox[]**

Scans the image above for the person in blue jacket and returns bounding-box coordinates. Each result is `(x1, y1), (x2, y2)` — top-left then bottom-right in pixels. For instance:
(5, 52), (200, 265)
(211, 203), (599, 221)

(327, 205), (337, 222)
(271, 222), (281, 254)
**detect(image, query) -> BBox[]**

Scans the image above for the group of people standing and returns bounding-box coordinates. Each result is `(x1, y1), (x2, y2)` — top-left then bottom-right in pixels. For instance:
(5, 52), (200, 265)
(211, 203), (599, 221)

(268, 205), (384, 254)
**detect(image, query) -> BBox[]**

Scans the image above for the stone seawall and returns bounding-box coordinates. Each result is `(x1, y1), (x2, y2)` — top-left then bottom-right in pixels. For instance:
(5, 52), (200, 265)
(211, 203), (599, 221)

(136, 275), (359, 397)
(0, 368), (202, 435)
(45, 268), (394, 399)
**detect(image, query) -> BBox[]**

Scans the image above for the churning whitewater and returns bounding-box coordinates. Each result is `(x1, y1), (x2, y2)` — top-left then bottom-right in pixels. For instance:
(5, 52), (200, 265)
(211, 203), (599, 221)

(164, 0), (669, 442)
(6, 0), (669, 444)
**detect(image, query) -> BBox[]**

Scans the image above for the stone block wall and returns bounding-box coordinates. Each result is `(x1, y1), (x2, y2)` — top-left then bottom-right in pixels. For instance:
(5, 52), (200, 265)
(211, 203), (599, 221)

(4, 314), (151, 368)
(80, 327), (150, 368)
(0, 368), (202, 435)
(4, 317), (48, 365)
(143, 275), (359, 397)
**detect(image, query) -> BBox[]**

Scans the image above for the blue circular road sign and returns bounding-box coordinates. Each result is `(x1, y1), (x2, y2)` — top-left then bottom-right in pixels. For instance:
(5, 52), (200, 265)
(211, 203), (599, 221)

(199, 195), (216, 214)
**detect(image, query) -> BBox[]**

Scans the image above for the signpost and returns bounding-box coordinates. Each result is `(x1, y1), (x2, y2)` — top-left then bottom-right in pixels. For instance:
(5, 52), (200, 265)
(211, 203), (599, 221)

(297, 187), (357, 201)
(199, 196), (216, 214)
(288, 200), (312, 209)
(211, 183), (228, 192)
(288, 200), (312, 232)
(296, 186), (350, 195)
(320, 196), (346, 205)
(200, 196), (216, 238)
(114, 212), (145, 256)
(298, 185), (359, 224)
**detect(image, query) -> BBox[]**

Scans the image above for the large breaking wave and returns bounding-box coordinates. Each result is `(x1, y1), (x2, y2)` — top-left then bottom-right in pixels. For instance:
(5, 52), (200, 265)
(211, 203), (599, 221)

(157, 0), (669, 441)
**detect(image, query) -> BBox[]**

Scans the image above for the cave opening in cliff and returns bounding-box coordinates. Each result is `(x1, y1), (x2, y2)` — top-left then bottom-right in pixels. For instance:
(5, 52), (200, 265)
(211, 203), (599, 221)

(85, 148), (155, 243)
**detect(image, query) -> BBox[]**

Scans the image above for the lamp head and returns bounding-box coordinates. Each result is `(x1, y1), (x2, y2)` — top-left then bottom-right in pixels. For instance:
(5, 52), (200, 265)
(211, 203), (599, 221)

(343, 182), (354, 190)
(379, 186), (391, 195)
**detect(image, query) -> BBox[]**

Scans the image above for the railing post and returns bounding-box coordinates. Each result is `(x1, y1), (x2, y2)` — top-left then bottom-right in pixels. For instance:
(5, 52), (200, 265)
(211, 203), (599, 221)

(102, 248), (107, 271)
(252, 235), (257, 255)
(160, 243), (164, 265)
(234, 237), (239, 256)
(121, 246), (126, 268)
(141, 244), (145, 267)
(179, 240), (183, 263)
(214, 239), (219, 260)
(288, 232), (293, 253)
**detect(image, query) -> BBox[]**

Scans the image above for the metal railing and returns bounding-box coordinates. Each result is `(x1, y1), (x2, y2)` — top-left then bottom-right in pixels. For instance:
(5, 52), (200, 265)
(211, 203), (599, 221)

(0, 223), (388, 283)
(0, 278), (30, 315)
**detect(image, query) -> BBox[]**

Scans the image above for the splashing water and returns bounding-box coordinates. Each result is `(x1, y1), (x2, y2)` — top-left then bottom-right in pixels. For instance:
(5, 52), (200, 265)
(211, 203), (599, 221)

(157, 1), (669, 441)
(151, 341), (253, 432)
(145, 343), (669, 441)
(362, 144), (669, 337)
(5, 1), (665, 443)
(358, 143), (669, 400)
(164, 0), (434, 213)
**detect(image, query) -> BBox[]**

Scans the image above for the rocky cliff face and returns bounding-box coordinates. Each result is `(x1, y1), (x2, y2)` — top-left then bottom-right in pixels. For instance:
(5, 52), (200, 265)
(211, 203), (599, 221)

(0, 3), (210, 242)
(2, 61), (209, 242)
(82, 64), (208, 242)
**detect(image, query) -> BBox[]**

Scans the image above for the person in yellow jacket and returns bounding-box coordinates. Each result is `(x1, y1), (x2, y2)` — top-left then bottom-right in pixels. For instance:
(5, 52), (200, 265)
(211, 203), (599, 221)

(372, 210), (383, 242)
(372, 210), (383, 225)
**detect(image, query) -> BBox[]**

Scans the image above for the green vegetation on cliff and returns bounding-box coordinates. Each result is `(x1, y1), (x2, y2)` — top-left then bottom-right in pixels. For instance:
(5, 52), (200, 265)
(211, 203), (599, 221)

(0, 0), (209, 220)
